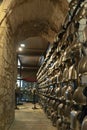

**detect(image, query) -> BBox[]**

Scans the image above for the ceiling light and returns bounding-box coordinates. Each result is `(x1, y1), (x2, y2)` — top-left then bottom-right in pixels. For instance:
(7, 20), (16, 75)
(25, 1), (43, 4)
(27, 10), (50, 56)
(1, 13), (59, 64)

(18, 47), (22, 51)
(67, 0), (71, 3)
(20, 44), (25, 47)
(22, 66), (24, 69)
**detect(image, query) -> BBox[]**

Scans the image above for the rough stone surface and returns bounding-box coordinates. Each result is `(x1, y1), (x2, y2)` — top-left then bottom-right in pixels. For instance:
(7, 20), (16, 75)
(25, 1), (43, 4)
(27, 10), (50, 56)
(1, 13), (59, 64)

(0, 0), (68, 129)
(0, 0), (68, 43)
(0, 19), (17, 130)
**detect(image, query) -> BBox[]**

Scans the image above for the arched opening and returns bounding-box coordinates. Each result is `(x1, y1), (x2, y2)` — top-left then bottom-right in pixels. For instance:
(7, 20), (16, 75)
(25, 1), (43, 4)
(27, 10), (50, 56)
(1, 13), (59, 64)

(0, 0), (68, 129)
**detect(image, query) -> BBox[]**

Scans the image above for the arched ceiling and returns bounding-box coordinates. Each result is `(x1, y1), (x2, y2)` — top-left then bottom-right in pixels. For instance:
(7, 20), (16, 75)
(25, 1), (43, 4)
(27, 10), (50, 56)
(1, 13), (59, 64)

(1, 0), (68, 42)
(0, 0), (69, 80)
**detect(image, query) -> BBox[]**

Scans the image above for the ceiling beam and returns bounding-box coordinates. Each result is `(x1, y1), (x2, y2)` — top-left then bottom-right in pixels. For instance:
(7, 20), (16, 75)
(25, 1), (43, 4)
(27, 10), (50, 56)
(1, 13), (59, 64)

(17, 77), (37, 82)
(17, 48), (46, 51)
(22, 64), (39, 67)
(21, 48), (46, 51)
(17, 48), (46, 56)
(17, 51), (45, 56)
(22, 66), (39, 70)
(18, 66), (39, 70)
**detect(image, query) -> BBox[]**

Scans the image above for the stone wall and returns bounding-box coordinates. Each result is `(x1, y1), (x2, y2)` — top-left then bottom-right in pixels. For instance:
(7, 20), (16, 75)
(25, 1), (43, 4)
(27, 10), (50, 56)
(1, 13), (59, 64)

(0, 0), (69, 129)
(84, 26), (87, 41)
(0, 19), (17, 130)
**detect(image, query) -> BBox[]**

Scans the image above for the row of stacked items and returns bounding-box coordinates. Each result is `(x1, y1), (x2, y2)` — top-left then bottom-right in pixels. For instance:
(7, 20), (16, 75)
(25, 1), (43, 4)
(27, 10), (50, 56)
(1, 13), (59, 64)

(37, 0), (87, 130)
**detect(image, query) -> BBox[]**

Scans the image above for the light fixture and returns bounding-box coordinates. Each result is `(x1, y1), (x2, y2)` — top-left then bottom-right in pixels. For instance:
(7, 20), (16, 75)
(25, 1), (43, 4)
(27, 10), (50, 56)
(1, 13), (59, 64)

(20, 44), (25, 47)
(18, 47), (22, 51)
(67, 0), (72, 3)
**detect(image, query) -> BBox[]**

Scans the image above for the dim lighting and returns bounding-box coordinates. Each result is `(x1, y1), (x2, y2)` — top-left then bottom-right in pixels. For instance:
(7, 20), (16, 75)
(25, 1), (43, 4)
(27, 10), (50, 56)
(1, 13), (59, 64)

(18, 47), (22, 51)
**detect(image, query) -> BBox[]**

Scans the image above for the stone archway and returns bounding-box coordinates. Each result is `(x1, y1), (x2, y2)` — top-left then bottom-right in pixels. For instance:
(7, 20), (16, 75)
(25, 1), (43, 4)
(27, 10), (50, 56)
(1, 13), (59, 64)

(0, 0), (68, 129)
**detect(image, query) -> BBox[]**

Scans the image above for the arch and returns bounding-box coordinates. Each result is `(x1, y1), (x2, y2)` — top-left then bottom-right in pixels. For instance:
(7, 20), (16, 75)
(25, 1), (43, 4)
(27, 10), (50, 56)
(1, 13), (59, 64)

(0, 0), (68, 129)
(1, 0), (68, 43)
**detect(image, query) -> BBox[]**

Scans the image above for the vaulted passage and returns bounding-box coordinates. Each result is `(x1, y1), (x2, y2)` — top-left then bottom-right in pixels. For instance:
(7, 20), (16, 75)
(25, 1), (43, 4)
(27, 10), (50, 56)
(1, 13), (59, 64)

(0, 1), (68, 129)
(0, 0), (87, 130)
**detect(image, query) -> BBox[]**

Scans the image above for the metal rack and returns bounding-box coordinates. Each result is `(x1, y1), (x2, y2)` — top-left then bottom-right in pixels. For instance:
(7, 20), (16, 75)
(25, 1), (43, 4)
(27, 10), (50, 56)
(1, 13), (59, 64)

(37, 0), (87, 130)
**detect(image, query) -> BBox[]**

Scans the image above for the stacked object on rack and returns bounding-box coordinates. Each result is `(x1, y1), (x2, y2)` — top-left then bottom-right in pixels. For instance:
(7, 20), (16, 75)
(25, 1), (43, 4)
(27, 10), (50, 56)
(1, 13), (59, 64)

(37, 0), (87, 130)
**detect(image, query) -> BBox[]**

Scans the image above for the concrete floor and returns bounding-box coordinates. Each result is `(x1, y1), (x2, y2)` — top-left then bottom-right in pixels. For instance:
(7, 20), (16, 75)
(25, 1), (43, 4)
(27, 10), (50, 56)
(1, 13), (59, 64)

(9, 103), (56, 130)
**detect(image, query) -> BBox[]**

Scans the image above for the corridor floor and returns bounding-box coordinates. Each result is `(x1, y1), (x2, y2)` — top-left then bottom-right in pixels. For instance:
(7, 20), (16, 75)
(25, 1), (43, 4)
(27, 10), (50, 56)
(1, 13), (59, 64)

(9, 103), (56, 130)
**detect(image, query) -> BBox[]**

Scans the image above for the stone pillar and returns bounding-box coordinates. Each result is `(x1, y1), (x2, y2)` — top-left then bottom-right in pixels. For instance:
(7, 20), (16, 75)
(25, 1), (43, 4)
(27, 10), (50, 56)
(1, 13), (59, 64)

(0, 18), (17, 130)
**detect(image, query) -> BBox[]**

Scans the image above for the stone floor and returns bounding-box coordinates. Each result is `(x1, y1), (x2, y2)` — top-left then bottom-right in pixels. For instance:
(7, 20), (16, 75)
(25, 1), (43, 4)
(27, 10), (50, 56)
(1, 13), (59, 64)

(9, 103), (56, 130)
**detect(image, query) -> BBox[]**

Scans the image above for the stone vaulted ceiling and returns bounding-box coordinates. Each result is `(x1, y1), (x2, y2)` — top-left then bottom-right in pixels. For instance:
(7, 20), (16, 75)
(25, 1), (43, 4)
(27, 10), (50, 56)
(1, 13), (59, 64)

(1, 0), (68, 42)
(0, 0), (68, 80)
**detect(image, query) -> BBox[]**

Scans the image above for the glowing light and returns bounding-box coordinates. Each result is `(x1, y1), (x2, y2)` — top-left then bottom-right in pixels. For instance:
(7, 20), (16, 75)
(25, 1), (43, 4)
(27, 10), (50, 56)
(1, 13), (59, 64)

(20, 44), (25, 47)
(18, 47), (22, 51)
